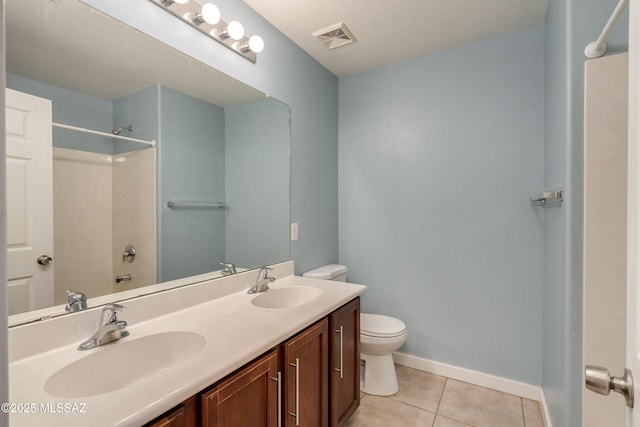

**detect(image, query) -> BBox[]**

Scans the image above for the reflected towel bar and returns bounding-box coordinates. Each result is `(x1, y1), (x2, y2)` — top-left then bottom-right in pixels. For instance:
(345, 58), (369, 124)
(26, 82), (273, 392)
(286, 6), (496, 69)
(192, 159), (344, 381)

(167, 200), (226, 209)
(531, 189), (564, 206)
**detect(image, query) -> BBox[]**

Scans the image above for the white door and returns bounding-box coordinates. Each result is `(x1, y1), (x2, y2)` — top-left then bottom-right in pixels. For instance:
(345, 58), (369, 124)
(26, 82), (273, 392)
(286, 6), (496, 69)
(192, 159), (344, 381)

(629, 0), (640, 425)
(6, 88), (54, 314)
(584, 52), (628, 427)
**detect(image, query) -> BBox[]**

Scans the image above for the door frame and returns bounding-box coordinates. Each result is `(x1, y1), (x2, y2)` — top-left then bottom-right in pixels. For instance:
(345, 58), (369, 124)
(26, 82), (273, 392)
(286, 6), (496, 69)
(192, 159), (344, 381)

(628, 0), (639, 425)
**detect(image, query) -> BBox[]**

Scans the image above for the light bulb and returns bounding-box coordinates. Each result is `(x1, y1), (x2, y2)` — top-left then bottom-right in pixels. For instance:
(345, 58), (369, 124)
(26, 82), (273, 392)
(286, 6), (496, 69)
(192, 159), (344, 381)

(248, 35), (264, 53)
(201, 3), (220, 24)
(227, 21), (245, 41)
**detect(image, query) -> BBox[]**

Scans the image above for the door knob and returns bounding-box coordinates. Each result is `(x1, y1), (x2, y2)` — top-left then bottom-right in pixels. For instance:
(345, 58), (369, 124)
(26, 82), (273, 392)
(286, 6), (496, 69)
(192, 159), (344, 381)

(37, 255), (53, 266)
(585, 365), (634, 408)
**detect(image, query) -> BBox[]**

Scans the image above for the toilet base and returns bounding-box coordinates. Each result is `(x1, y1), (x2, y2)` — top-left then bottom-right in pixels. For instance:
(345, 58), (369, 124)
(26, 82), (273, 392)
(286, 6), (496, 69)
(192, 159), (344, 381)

(360, 352), (399, 396)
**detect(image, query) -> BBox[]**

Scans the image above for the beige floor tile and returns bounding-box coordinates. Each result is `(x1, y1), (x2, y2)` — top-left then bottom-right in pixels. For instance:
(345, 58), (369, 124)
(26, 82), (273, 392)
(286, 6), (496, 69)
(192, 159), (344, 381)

(433, 415), (475, 427)
(522, 398), (544, 427)
(437, 379), (524, 427)
(346, 394), (436, 427)
(390, 365), (447, 412)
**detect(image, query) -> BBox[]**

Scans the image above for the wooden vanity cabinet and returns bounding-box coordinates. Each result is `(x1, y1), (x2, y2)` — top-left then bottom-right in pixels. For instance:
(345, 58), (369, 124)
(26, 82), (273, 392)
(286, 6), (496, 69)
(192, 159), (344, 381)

(145, 298), (360, 427)
(329, 297), (360, 427)
(144, 396), (197, 427)
(201, 349), (279, 427)
(282, 319), (329, 427)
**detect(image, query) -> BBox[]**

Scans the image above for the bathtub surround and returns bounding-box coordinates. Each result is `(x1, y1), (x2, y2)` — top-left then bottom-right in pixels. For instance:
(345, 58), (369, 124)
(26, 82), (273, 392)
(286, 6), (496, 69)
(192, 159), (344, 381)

(52, 146), (156, 305)
(52, 149), (113, 302)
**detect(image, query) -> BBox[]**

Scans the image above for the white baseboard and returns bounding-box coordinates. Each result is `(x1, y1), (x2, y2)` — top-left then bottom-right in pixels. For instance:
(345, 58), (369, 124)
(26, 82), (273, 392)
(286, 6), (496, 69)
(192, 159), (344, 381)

(538, 386), (553, 427)
(392, 352), (552, 427)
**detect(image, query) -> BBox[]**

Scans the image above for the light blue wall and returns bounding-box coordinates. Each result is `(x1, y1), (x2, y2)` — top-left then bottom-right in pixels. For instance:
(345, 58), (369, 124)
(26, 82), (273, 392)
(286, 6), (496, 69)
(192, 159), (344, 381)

(159, 86), (226, 281)
(542, 0), (568, 423)
(113, 85), (159, 155)
(82, 0), (339, 275)
(6, 73), (114, 154)
(543, 0), (628, 425)
(338, 25), (545, 384)
(225, 98), (290, 267)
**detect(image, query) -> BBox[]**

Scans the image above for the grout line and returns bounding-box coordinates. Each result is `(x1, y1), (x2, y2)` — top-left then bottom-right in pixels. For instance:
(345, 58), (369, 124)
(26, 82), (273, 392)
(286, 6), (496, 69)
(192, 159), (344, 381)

(437, 414), (478, 427)
(521, 397), (526, 426)
(394, 399), (437, 414)
(435, 377), (447, 415)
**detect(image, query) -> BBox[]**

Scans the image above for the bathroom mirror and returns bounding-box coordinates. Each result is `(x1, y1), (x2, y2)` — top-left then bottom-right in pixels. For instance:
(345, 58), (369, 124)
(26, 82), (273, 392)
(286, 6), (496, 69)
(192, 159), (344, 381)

(5, 0), (291, 325)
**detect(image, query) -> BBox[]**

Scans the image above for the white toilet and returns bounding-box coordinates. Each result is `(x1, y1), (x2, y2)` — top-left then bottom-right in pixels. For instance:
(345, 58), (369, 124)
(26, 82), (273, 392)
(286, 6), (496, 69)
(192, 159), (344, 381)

(303, 264), (407, 396)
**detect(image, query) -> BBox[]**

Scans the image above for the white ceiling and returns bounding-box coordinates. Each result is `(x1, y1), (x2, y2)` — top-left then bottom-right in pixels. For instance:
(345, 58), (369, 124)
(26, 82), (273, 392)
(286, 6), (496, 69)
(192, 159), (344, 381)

(243, 0), (550, 77)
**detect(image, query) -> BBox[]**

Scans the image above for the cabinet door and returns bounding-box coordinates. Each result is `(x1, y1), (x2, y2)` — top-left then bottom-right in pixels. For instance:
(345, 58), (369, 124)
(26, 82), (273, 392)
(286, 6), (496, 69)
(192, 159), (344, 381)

(201, 349), (280, 427)
(145, 397), (197, 427)
(145, 405), (186, 427)
(283, 319), (328, 427)
(329, 298), (360, 427)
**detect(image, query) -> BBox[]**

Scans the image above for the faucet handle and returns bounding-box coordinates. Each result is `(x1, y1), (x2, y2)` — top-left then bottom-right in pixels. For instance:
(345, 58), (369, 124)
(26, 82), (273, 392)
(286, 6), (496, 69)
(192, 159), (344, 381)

(257, 267), (276, 284)
(65, 289), (87, 312)
(220, 262), (237, 275)
(101, 303), (125, 324)
(258, 266), (273, 277)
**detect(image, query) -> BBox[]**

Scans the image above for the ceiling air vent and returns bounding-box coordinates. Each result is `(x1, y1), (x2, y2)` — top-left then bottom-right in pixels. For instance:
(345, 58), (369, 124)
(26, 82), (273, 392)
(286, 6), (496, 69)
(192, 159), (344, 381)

(312, 23), (357, 50)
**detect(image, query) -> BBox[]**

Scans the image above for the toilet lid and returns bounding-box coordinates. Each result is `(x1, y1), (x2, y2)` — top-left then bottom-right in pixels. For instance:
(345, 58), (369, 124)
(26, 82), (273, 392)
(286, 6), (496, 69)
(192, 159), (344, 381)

(360, 313), (407, 338)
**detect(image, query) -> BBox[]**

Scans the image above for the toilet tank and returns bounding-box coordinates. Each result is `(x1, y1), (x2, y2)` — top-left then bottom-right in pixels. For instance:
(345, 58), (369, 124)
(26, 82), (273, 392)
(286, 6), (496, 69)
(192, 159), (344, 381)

(303, 264), (348, 282)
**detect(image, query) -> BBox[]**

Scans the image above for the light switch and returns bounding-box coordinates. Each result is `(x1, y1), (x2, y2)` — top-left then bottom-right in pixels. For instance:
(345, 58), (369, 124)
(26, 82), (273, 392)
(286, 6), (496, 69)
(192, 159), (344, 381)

(291, 223), (299, 241)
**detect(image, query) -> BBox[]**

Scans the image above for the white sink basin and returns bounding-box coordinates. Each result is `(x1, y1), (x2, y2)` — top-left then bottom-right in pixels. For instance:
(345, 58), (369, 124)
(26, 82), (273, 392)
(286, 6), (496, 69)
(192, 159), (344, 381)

(251, 286), (321, 309)
(44, 331), (206, 398)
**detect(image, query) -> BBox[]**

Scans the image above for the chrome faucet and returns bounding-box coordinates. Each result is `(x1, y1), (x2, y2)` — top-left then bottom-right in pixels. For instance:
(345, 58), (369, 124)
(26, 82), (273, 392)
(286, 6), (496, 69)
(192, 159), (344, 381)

(78, 304), (129, 351)
(247, 267), (275, 294)
(220, 262), (237, 276)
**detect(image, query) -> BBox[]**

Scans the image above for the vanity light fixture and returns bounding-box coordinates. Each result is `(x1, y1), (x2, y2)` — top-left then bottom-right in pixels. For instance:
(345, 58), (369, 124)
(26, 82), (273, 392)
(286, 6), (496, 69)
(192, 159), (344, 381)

(221, 21), (245, 41)
(191, 3), (220, 26)
(240, 35), (265, 54)
(148, 0), (263, 63)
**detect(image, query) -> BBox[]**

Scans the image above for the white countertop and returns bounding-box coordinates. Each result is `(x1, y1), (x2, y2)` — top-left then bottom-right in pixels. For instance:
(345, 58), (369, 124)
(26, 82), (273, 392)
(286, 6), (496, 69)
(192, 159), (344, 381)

(8, 270), (366, 426)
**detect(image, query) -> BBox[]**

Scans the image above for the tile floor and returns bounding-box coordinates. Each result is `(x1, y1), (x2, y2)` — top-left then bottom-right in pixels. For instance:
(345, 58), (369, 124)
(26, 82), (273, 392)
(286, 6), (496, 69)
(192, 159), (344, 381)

(346, 365), (545, 427)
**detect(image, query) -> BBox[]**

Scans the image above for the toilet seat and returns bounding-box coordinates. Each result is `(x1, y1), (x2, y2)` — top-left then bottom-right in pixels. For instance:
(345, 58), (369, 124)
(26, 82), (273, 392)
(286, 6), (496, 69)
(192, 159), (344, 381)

(360, 313), (407, 338)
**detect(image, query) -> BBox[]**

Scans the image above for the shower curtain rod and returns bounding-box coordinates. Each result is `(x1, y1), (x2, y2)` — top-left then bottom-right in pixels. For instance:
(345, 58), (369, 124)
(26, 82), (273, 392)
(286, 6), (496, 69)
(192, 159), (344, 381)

(52, 122), (156, 147)
(584, 0), (628, 59)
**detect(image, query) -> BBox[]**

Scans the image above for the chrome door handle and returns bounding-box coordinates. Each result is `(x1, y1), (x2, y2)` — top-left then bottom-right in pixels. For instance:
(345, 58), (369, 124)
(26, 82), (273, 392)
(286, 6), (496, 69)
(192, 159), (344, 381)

(335, 326), (344, 379)
(288, 358), (299, 426)
(585, 365), (634, 408)
(37, 255), (53, 266)
(270, 372), (282, 427)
